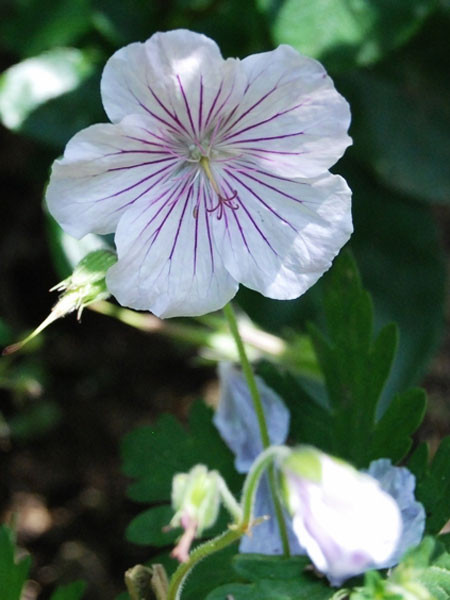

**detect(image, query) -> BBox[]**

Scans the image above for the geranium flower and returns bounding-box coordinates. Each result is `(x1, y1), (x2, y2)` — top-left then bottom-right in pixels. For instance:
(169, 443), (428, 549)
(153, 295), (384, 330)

(47, 30), (352, 318)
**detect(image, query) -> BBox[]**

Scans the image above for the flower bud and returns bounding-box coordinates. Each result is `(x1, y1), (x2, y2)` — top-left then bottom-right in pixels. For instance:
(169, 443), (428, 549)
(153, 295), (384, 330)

(3, 250), (117, 355)
(168, 465), (221, 562)
(280, 446), (402, 585)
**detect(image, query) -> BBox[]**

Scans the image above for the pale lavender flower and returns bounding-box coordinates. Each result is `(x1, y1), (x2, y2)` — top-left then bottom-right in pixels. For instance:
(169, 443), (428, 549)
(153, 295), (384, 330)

(282, 447), (402, 586)
(46, 29), (352, 318)
(366, 459), (425, 568)
(213, 362), (300, 554)
(213, 362), (289, 473)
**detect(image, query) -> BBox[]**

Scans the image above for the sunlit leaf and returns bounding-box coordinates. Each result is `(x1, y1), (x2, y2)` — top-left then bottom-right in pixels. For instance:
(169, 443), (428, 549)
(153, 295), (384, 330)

(261, 0), (437, 72)
(0, 48), (95, 131)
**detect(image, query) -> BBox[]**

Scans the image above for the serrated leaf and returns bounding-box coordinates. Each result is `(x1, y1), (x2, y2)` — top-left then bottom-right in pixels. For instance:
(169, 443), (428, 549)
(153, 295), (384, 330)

(121, 401), (243, 548)
(0, 525), (31, 600)
(416, 437), (450, 534)
(307, 251), (427, 467)
(370, 388), (427, 463)
(49, 581), (86, 600)
(308, 252), (391, 466)
(262, 0), (437, 73)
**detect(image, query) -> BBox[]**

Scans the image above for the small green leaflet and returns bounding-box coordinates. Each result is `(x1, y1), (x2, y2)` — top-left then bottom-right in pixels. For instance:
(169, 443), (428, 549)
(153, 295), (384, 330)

(0, 525), (85, 600)
(349, 537), (450, 600)
(0, 525), (31, 600)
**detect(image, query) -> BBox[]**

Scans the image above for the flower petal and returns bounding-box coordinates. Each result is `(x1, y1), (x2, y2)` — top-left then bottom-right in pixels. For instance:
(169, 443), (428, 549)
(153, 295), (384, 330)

(101, 29), (246, 142)
(217, 45), (351, 178)
(105, 178), (239, 318)
(366, 459), (426, 568)
(46, 115), (180, 238)
(240, 475), (304, 555)
(212, 167), (352, 300)
(213, 362), (290, 473)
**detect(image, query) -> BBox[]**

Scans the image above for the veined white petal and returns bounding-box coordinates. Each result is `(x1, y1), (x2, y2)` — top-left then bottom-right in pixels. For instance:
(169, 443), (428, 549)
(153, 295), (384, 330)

(217, 45), (351, 178)
(213, 168), (352, 300)
(46, 115), (181, 238)
(101, 29), (246, 143)
(106, 178), (239, 318)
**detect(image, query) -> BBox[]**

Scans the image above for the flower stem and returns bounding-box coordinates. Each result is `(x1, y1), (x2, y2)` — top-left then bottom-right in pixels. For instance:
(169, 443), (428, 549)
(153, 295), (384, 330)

(167, 446), (289, 600)
(167, 528), (243, 600)
(222, 302), (290, 557)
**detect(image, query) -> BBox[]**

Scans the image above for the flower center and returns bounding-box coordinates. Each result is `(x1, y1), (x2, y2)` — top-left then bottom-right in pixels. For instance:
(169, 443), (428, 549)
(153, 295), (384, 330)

(197, 155), (239, 220)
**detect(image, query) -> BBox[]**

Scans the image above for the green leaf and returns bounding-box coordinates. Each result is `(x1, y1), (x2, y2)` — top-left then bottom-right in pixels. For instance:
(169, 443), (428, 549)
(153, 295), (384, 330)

(308, 251), (426, 467)
(340, 67), (450, 205)
(206, 554), (334, 600)
(415, 437), (450, 534)
(0, 525), (31, 600)
(370, 388), (427, 463)
(348, 163), (446, 406)
(256, 362), (333, 452)
(262, 0), (437, 73)
(0, 48), (95, 132)
(49, 581), (86, 600)
(0, 0), (92, 57)
(121, 401), (243, 547)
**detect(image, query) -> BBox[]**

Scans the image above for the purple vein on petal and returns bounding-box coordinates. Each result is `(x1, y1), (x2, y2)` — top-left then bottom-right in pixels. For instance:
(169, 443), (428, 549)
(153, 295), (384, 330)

(228, 165), (305, 204)
(139, 178), (192, 257)
(177, 74), (197, 138)
(94, 162), (176, 202)
(224, 169), (298, 233)
(227, 131), (305, 144)
(113, 167), (178, 214)
(126, 84), (186, 137)
(220, 101), (307, 142)
(198, 75), (204, 136)
(169, 184), (193, 261)
(106, 156), (177, 172)
(206, 80), (239, 132)
(218, 84), (278, 137)
(203, 184), (216, 273)
(204, 80), (224, 130)
(222, 178), (279, 256)
(232, 159), (309, 185)
(146, 82), (191, 137)
(193, 182), (201, 274)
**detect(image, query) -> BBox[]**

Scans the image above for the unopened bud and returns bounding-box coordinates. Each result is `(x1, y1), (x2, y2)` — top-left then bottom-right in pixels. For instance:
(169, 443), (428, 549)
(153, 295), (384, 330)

(168, 465), (222, 562)
(3, 250), (117, 355)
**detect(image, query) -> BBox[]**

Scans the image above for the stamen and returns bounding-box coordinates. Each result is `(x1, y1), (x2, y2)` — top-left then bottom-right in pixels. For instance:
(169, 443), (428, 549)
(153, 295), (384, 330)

(200, 157), (239, 220)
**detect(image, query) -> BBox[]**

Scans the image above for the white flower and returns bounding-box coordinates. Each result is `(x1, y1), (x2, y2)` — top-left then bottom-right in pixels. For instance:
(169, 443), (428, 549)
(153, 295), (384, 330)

(46, 30), (352, 318)
(281, 447), (402, 586)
